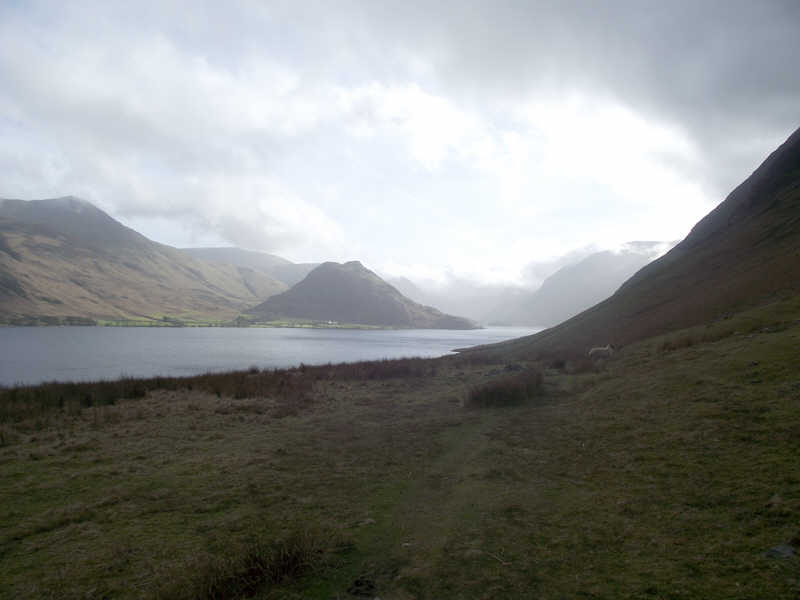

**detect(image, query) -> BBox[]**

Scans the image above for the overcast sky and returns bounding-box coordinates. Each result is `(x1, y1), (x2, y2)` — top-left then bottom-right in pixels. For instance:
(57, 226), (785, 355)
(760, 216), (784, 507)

(1, 1), (798, 285)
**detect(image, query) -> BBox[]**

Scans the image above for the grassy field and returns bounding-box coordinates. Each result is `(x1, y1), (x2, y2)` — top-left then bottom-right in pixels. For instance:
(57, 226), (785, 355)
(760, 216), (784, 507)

(1, 300), (799, 598)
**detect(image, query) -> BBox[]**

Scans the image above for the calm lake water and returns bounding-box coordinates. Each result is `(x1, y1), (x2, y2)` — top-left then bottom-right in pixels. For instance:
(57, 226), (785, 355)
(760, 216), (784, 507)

(0, 326), (540, 386)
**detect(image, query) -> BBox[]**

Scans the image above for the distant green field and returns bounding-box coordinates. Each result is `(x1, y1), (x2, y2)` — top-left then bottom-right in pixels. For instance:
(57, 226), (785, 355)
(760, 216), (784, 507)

(248, 319), (391, 330)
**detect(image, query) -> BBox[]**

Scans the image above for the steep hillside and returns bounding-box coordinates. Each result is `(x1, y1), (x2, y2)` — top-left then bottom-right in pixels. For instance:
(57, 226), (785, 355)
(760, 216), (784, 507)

(0, 197), (287, 323)
(474, 126), (800, 359)
(494, 242), (668, 327)
(181, 247), (318, 287)
(247, 260), (477, 329)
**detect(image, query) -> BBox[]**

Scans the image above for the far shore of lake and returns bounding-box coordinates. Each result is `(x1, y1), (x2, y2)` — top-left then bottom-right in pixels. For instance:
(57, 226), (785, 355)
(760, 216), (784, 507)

(0, 316), (484, 330)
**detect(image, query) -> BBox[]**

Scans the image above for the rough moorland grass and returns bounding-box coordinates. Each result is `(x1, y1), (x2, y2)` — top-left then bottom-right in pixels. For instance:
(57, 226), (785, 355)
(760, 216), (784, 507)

(0, 356), (444, 425)
(0, 376), (148, 424)
(300, 356), (439, 380)
(0, 357), (506, 599)
(653, 293), (800, 353)
(158, 530), (334, 600)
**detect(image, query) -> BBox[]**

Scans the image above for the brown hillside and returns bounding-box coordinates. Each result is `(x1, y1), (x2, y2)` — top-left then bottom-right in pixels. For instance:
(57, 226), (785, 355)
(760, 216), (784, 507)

(474, 126), (800, 359)
(0, 197), (287, 322)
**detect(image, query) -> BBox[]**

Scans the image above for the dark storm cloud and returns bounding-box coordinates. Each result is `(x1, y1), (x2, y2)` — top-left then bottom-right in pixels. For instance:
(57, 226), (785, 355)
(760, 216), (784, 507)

(354, 0), (800, 192)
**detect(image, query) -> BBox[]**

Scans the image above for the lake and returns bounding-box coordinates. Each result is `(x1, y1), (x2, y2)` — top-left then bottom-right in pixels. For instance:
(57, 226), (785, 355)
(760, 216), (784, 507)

(0, 326), (540, 387)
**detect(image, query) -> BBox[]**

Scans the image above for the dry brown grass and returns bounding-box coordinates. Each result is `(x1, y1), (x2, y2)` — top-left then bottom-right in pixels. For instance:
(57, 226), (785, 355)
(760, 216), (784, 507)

(157, 529), (334, 600)
(0, 356), (449, 426)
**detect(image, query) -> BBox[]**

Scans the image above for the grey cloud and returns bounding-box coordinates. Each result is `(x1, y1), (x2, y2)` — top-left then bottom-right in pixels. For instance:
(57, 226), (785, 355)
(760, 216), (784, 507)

(353, 0), (800, 193)
(215, 214), (298, 253)
(521, 244), (600, 288)
(1, 0), (798, 283)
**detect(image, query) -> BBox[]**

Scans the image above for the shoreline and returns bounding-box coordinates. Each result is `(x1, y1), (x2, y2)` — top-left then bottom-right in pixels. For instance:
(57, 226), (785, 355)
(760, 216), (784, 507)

(1, 317), (482, 331)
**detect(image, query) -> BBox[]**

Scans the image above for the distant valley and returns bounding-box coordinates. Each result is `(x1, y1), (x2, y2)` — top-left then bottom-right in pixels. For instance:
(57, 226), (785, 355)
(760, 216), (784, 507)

(388, 242), (670, 327)
(0, 197), (674, 331)
(490, 242), (672, 327)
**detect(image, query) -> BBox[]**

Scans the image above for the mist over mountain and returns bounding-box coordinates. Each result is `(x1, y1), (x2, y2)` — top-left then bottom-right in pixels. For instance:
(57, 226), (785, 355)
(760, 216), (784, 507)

(248, 261), (476, 329)
(181, 247), (318, 288)
(0, 197), (287, 323)
(385, 242), (670, 326)
(386, 275), (529, 325)
(492, 242), (671, 327)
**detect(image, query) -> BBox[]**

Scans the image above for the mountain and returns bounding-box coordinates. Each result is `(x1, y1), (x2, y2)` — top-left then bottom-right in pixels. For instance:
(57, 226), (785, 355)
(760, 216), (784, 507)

(493, 242), (670, 327)
(247, 260), (477, 329)
(386, 275), (529, 325)
(0, 197), (287, 323)
(385, 243), (669, 326)
(473, 126), (800, 359)
(181, 247), (318, 287)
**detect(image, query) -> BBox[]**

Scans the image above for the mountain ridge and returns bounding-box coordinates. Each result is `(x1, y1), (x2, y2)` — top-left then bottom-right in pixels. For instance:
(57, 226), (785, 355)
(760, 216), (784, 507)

(0, 197), (287, 322)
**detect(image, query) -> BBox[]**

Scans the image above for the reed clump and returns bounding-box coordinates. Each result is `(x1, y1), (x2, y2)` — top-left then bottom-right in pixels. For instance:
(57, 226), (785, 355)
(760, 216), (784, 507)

(0, 357), (445, 424)
(159, 529), (334, 600)
(465, 368), (543, 409)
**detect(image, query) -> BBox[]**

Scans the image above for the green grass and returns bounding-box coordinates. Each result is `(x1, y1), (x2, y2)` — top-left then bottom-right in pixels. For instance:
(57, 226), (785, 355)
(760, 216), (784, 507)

(1, 298), (799, 598)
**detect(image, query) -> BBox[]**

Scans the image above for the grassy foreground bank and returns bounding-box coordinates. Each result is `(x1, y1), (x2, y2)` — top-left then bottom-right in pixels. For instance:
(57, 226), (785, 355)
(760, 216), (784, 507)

(1, 300), (799, 598)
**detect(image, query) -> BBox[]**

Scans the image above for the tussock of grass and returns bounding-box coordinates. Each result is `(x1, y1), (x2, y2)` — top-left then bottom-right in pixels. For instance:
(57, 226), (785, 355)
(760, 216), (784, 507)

(0, 377), (147, 423)
(159, 530), (332, 600)
(465, 368), (543, 409)
(0, 369), (317, 424)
